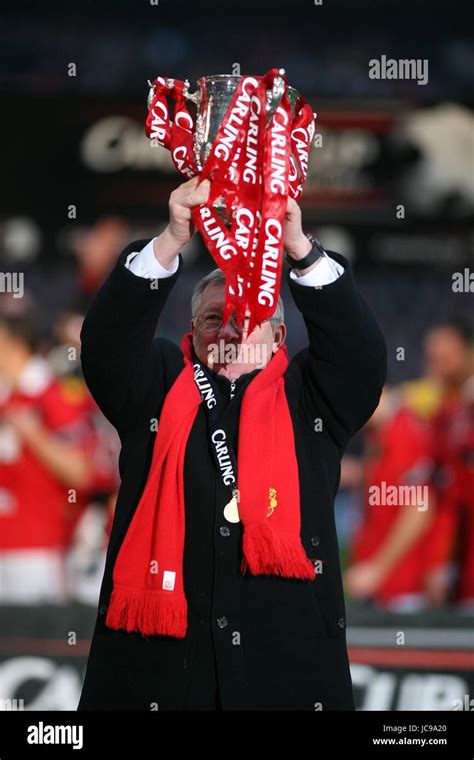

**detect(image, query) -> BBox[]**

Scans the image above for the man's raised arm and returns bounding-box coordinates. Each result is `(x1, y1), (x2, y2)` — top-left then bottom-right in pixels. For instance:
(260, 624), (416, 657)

(288, 250), (387, 450)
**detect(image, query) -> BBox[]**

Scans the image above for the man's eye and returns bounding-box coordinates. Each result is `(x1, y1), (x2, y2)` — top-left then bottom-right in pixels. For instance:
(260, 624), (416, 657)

(204, 314), (221, 325)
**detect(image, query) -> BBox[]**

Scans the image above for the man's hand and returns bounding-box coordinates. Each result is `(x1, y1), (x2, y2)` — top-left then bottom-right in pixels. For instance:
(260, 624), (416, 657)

(153, 177), (211, 270)
(283, 196), (325, 277)
(168, 177), (211, 246)
(283, 197), (312, 260)
(344, 560), (385, 599)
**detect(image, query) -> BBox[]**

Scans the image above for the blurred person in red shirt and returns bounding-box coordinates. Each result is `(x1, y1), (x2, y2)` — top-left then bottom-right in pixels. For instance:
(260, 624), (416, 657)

(423, 319), (474, 609)
(345, 386), (434, 611)
(456, 377), (474, 609)
(0, 312), (100, 603)
(73, 217), (129, 311)
(47, 306), (120, 603)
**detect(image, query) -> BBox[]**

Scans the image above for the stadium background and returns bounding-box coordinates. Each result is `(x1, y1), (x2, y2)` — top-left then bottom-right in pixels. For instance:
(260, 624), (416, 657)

(0, 0), (472, 710)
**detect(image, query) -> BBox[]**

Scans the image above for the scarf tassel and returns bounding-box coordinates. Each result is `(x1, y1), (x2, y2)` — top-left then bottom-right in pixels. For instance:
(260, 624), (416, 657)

(105, 586), (188, 639)
(241, 522), (316, 580)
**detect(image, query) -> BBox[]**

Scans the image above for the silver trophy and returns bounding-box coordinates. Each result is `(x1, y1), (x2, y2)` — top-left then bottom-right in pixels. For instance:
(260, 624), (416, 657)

(147, 70), (304, 219)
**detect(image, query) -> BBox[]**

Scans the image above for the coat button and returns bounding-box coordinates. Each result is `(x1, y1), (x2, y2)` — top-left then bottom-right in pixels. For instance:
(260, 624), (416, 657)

(310, 536), (320, 547)
(99, 604), (107, 615)
(217, 616), (229, 629)
(219, 526), (230, 537)
(337, 617), (346, 629)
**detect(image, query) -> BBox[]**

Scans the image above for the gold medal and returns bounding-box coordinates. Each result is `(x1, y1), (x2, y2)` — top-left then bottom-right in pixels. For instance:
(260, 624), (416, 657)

(223, 488), (240, 523)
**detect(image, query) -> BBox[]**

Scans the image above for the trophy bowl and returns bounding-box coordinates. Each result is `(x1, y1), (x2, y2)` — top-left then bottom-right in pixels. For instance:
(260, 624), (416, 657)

(184, 73), (301, 172)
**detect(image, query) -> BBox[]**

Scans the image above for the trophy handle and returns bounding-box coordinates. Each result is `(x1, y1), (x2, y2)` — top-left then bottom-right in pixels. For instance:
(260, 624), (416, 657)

(147, 77), (182, 109)
(266, 68), (286, 117)
(183, 79), (199, 104)
(147, 80), (156, 109)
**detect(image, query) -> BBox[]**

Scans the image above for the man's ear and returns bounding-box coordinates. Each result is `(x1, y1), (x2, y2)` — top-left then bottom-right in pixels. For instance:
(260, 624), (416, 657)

(272, 323), (287, 353)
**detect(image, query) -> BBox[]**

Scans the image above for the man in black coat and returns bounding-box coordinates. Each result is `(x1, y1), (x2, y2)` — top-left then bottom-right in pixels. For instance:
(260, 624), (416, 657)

(77, 177), (387, 711)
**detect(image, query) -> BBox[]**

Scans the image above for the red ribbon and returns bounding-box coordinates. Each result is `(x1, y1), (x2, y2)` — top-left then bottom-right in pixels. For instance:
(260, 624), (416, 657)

(145, 69), (314, 335)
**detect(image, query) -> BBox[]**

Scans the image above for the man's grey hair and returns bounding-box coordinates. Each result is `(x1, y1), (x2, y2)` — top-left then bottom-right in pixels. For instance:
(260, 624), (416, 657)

(191, 268), (285, 331)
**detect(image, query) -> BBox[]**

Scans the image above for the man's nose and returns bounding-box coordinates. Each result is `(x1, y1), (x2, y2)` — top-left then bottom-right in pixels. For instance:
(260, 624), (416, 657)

(217, 318), (241, 342)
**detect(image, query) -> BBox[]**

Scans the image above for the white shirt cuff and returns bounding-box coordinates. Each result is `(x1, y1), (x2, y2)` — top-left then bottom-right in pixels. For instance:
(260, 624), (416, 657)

(289, 251), (344, 287)
(125, 238), (180, 278)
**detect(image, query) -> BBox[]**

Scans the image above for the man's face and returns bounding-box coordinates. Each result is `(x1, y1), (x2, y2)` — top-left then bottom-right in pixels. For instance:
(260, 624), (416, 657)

(191, 282), (286, 379)
(424, 327), (472, 387)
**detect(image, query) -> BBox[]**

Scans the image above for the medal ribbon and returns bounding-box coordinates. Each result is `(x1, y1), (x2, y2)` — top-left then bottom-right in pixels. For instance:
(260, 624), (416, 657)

(192, 356), (239, 506)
